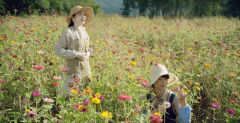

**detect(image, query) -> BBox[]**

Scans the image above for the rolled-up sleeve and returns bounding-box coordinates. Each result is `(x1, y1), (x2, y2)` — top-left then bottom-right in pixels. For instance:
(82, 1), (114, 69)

(54, 29), (78, 60)
(178, 105), (191, 123)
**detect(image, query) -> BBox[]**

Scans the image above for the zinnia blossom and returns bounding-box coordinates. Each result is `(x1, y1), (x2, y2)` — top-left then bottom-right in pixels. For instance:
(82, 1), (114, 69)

(53, 76), (61, 81)
(210, 103), (220, 109)
(61, 66), (70, 72)
(83, 99), (90, 106)
(33, 65), (44, 70)
(149, 113), (163, 123)
(118, 94), (131, 101)
(0, 79), (5, 83)
(91, 98), (100, 104)
(32, 90), (41, 97)
(43, 98), (54, 103)
(227, 109), (236, 116)
(141, 79), (149, 87)
(101, 111), (113, 119)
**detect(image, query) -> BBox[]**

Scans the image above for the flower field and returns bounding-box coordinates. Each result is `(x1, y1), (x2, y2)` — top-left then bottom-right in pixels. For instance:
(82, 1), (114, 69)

(0, 15), (239, 122)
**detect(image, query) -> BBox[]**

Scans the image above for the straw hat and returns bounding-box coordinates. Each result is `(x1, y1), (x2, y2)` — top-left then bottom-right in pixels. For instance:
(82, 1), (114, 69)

(150, 64), (180, 87)
(66, 6), (94, 26)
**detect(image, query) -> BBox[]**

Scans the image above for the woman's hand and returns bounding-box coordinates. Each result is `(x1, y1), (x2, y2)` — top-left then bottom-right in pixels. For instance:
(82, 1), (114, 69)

(176, 89), (187, 107)
(76, 52), (86, 61)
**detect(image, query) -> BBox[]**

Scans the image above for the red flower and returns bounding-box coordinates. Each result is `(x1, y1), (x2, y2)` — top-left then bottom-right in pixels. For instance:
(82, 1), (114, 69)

(118, 94), (131, 101)
(230, 99), (237, 103)
(53, 82), (58, 86)
(149, 114), (163, 123)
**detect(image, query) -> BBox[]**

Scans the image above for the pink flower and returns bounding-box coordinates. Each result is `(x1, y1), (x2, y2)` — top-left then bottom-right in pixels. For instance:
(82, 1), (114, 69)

(37, 51), (44, 55)
(61, 66), (70, 72)
(141, 80), (149, 87)
(164, 102), (171, 108)
(32, 91), (41, 97)
(43, 98), (54, 103)
(226, 109), (235, 116)
(149, 114), (163, 123)
(211, 103), (220, 109)
(33, 65), (44, 70)
(53, 76), (62, 81)
(118, 94), (131, 101)
(116, 114), (121, 117)
(174, 86), (180, 91)
(68, 82), (74, 87)
(72, 104), (80, 109)
(0, 79), (5, 83)
(83, 99), (90, 106)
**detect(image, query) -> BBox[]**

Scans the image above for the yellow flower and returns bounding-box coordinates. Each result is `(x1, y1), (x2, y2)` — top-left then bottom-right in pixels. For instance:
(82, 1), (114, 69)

(129, 76), (133, 80)
(229, 73), (236, 77)
(25, 109), (30, 113)
(78, 105), (83, 110)
(205, 64), (211, 68)
(70, 112), (73, 115)
(130, 61), (137, 66)
(95, 93), (101, 98)
(196, 87), (201, 91)
(238, 115), (240, 120)
(197, 74), (200, 77)
(153, 112), (161, 116)
(11, 41), (15, 44)
(194, 82), (200, 86)
(101, 111), (113, 119)
(92, 98), (100, 104)
(188, 48), (192, 51)
(71, 89), (78, 95)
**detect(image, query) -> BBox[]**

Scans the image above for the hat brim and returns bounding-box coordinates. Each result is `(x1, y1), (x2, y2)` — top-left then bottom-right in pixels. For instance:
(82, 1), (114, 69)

(67, 7), (94, 26)
(167, 73), (180, 87)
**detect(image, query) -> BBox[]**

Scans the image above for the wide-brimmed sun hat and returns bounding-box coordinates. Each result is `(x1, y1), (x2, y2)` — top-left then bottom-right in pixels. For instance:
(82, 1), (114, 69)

(150, 64), (180, 87)
(66, 6), (94, 26)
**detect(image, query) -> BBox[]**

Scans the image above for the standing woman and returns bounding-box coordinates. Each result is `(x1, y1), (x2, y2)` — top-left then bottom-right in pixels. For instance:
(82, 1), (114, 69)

(54, 6), (94, 96)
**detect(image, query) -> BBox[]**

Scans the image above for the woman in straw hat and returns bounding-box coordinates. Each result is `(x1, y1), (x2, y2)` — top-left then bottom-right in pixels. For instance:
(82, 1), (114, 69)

(143, 64), (191, 123)
(54, 6), (94, 96)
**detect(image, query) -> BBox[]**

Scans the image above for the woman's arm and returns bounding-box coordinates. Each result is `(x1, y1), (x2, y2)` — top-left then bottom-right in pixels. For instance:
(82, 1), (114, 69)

(54, 29), (78, 60)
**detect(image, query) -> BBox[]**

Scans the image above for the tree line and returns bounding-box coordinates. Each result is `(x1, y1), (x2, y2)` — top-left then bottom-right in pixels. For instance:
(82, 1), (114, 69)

(0, 0), (101, 15)
(122, 0), (240, 18)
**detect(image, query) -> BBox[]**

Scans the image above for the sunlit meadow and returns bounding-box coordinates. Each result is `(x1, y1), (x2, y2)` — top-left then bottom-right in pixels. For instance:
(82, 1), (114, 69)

(0, 14), (239, 122)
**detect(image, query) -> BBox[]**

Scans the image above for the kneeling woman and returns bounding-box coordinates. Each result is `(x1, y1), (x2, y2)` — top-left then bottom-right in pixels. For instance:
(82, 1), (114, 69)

(146, 64), (191, 123)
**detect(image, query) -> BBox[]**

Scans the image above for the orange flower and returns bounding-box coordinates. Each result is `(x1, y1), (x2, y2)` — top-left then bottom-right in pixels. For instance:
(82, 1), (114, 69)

(84, 89), (92, 95)
(230, 99), (237, 103)
(53, 81), (58, 86)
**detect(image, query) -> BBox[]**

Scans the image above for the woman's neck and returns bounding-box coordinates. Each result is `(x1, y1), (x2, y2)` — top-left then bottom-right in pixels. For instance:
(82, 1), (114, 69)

(155, 88), (166, 98)
(74, 24), (83, 30)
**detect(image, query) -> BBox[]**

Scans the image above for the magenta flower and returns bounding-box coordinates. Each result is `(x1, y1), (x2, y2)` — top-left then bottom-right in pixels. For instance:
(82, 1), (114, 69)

(0, 79), (5, 83)
(61, 66), (70, 72)
(33, 65), (44, 70)
(141, 80), (149, 87)
(32, 91), (41, 97)
(118, 94), (132, 101)
(43, 98), (54, 103)
(83, 99), (90, 106)
(226, 109), (235, 116)
(100, 95), (104, 101)
(210, 103), (220, 109)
